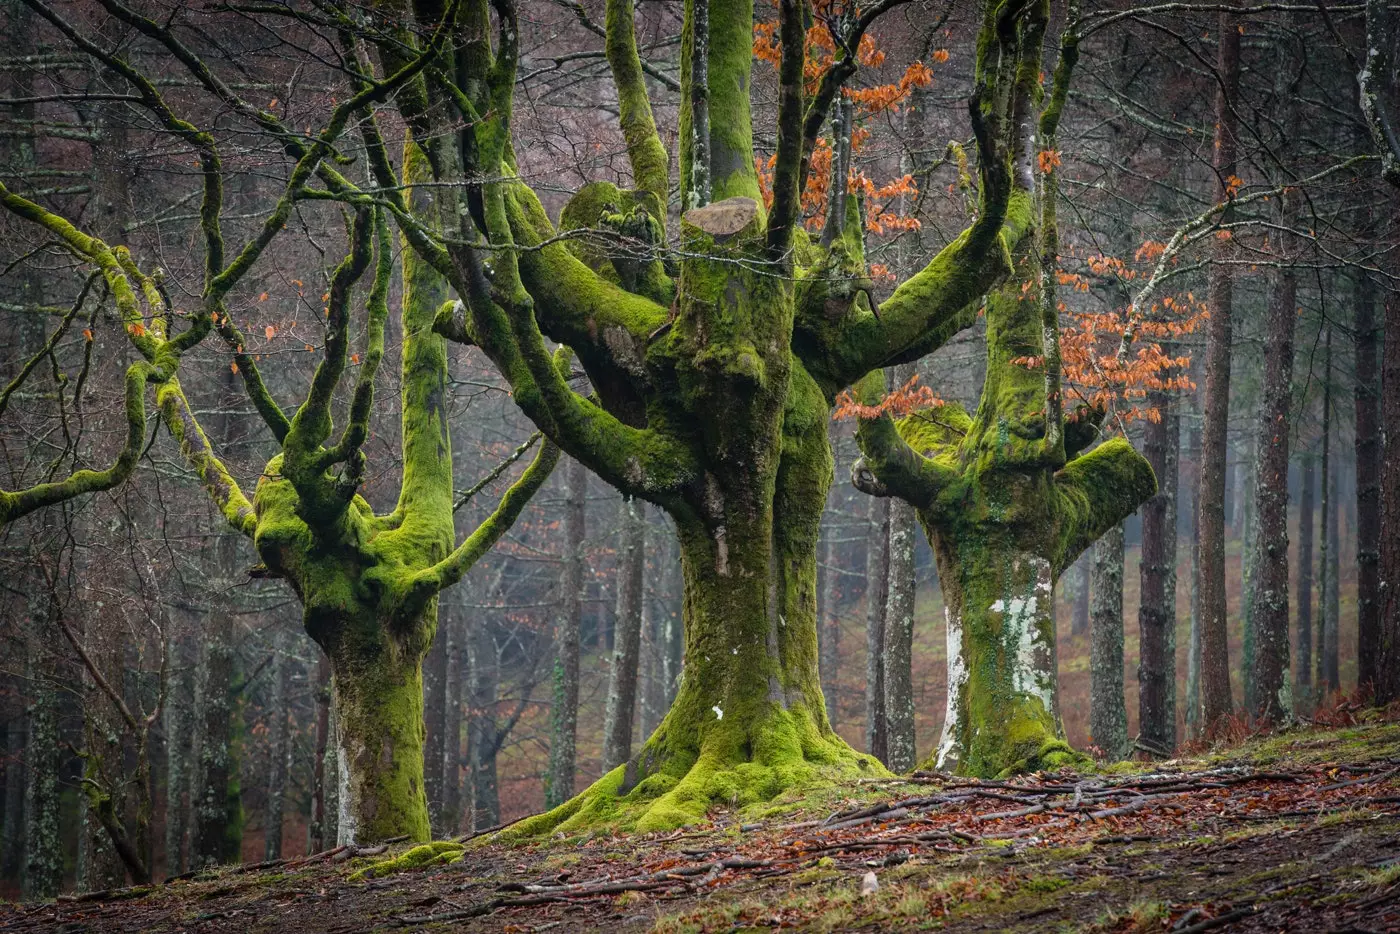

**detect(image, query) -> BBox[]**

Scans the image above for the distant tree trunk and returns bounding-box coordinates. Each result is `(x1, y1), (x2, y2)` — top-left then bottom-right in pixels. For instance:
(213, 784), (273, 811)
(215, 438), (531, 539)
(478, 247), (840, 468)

(1319, 331), (1341, 695)
(1071, 555), (1091, 638)
(546, 457), (585, 809)
(603, 499), (646, 772)
(1249, 234), (1298, 724)
(22, 640), (60, 899)
(1198, 0), (1243, 732)
(466, 626), (500, 831)
(1296, 452), (1316, 712)
(1138, 389), (1179, 757)
(1090, 523), (1128, 760)
(865, 498), (891, 764)
(1360, 270), (1383, 694)
(422, 609), (448, 830)
(263, 629), (290, 861)
(192, 611), (235, 867)
(323, 697), (340, 848)
(1240, 434), (1259, 714)
(1355, 273), (1382, 694)
(1186, 412), (1204, 738)
(2, 712), (24, 880)
(1377, 282), (1400, 704)
(884, 364), (918, 773)
(818, 524), (840, 726)
(307, 655), (331, 854)
(440, 606), (464, 834)
(661, 541), (683, 707)
(163, 623), (192, 877)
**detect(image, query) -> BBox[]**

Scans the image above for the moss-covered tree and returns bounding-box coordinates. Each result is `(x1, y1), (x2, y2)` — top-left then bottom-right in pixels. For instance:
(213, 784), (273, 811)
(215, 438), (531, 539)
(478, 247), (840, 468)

(0, 2), (559, 846)
(848, 17), (1157, 777)
(336, 0), (1052, 830)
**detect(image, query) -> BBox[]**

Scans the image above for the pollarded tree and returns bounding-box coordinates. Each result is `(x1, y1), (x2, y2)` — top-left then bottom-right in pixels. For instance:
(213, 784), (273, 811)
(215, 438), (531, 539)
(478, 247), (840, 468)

(847, 20), (1158, 777)
(0, 2), (560, 847)
(347, 0), (1045, 831)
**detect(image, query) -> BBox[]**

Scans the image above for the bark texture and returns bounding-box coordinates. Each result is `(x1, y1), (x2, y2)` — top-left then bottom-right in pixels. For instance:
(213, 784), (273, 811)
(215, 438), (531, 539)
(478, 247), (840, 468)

(1090, 524), (1128, 761)
(1138, 391), (1178, 756)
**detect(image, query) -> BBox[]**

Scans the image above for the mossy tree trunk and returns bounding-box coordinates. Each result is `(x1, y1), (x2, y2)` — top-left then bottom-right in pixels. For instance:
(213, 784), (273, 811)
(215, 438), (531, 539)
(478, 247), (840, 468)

(1090, 525), (1128, 761)
(1138, 388), (1179, 756)
(365, 0), (1048, 830)
(853, 15), (1156, 776)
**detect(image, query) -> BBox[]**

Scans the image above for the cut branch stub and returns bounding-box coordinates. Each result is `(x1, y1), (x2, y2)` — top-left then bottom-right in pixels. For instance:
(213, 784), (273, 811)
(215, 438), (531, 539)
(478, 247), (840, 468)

(683, 196), (759, 240)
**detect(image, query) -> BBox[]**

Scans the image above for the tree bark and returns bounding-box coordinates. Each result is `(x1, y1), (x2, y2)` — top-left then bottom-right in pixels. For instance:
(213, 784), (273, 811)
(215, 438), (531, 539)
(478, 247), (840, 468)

(263, 628), (290, 861)
(191, 609), (236, 867)
(1377, 282), (1400, 703)
(21, 642), (60, 899)
(819, 521), (841, 726)
(1319, 331), (1341, 694)
(422, 607), (448, 830)
(1071, 555), (1091, 638)
(466, 625), (499, 832)
(1197, 0), (1243, 732)
(440, 605), (464, 834)
(1355, 274), (1382, 694)
(308, 655), (331, 855)
(1138, 391), (1179, 756)
(2, 712), (24, 881)
(1296, 452), (1316, 712)
(1249, 241), (1298, 724)
(865, 498), (891, 764)
(1091, 524), (1129, 760)
(603, 498), (646, 771)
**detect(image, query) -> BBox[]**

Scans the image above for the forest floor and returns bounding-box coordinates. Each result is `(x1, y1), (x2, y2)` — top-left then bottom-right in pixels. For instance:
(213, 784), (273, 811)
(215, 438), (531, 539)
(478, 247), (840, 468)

(5, 717), (1400, 933)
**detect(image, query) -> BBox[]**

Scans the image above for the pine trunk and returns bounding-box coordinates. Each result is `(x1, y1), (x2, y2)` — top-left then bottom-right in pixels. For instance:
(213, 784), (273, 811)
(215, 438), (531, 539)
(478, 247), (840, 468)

(1249, 255), (1297, 723)
(1197, 2), (1243, 732)
(1090, 524), (1129, 761)
(603, 499), (646, 771)
(1138, 391), (1178, 756)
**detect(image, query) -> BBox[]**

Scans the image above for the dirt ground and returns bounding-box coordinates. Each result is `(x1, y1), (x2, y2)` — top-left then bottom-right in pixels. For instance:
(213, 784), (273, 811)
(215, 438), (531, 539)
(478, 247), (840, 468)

(3, 720), (1399, 933)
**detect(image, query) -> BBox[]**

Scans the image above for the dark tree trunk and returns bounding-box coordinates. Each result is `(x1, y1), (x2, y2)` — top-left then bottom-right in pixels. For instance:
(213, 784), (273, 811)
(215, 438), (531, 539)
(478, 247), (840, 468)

(1319, 330), (1342, 695)
(1355, 273), (1381, 693)
(422, 610), (448, 830)
(1071, 555), (1091, 638)
(819, 525), (841, 727)
(1249, 245), (1298, 724)
(1377, 286), (1400, 704)
(263, 629), (290, 861)
(466, 626), (500, 831)
(440, 605), (464, 834)
(1296, 453), (1316, 711)
(547, 457), (586, 807)
(307, 655), (331, 854)
(865, 498), (891, 764)
(1197, 1), (1243, 732)
(1090, 524), (1128, 760)
(1138, 390), (1179, 756)
(2, 713), (24, 880)
(602, 498), (646, 771)
(22, 641), (60, 899)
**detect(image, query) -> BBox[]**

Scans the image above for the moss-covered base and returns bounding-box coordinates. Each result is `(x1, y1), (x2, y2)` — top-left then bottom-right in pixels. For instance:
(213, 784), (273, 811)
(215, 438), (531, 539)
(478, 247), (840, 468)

(348, 840), (464, 881)
(919, 735), (1089, 780)
(501, 707), (882, 839)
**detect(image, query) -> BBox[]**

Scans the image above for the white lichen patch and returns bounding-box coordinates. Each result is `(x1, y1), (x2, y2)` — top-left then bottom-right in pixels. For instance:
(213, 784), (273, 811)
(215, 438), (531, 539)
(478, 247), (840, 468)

(712, 705), (724, 720)
(996, 556), (1056, 716)
(936, 605), (968, 770)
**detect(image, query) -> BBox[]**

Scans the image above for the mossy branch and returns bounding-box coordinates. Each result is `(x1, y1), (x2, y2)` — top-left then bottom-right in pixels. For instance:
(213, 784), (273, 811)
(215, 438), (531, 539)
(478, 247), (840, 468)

(1052, 436), (1156, 575)
(155, 378), (257, 536)
(850, 372), (957, 510)
(605, 0), (670, 216)
(399, 435), (560, 622)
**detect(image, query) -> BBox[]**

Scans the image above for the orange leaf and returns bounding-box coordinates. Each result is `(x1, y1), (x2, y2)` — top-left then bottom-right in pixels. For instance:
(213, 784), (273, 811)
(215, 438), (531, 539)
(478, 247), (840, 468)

(83, 328), (93, 341)
(265, 324), (276, 340)
(231, 361), (239, 374)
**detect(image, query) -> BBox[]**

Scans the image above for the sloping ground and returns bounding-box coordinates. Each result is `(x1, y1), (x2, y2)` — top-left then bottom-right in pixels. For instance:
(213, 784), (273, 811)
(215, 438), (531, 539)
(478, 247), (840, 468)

(4, 721), (1399, 933)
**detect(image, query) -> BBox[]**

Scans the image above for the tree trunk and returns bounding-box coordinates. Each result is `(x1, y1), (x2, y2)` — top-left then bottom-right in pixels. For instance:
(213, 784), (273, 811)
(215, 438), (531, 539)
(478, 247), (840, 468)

(1197, 1), (1243, 732)
(466, 625), (499, 832)
(191, 610), (235, 867)
(307, 655), (331, 854)
(1355, 274), (1382, 694)
(1296, 452), (1316, 712)
(603, 498), (646, 771)
(819, 522), (841, 726)
(263, 629), (290, 861)
(1071, 555), (1091, 638)
(1138, 391), (1179, 756)
(1249, 252), (1297, 724)
(2, 712), (24, 881)
(422, 610), (448, 830)
(440, 605), (464, 834)
(1377, 280), (1400, 703)
(865, 498), (891, 763)
(884, 364), (919, 773)
(163, 622), (192, 877)
(1091, 524), (1129, 761)
(22, 643), (60, 899)
(1319, 335), (1341, 695)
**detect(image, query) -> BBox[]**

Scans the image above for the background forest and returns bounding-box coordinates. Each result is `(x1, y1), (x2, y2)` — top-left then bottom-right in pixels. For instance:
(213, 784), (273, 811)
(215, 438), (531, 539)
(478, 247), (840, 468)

(0, 0), (1396, 899)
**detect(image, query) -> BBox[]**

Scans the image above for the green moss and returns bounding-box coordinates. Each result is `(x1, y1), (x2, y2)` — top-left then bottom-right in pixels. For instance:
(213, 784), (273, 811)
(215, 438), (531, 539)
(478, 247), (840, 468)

(348, 840), (464, 881)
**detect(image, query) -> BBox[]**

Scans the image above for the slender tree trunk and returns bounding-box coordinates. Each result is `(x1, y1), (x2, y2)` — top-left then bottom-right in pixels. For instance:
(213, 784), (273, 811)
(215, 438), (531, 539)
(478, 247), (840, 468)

(1197, 1), (1243, 732)
(603, 499), (646, 771)
(22, 641), (60, 899)
(661, 539), (683, 708)
(2, 712), (24, 881)
(884, 366), (918, 773)
(1319, 332), (1341, 694)
(1138, 391), (1179, 756)
(1377, 285), (1400, 703)
(263, 629), (290, 861)
(547, 456), (585, 809)
(1249, 245), (1297, 724)
(865, 499), (891, 763)
(191, 611), (235, 867)
(1240, 434), (1259, 714)
(1090, 524), (1129, 760)
(422, 611), (448, 830)
(1071, 555), (1091, 638)
(1355, 274), (1382, 694)
(163, 622), (192, 877)
(819, 523), (841, 727)
(307, 655), (331, 854)
(440, 605), (464, 834)
(1296, 452), (1316, 712)
(466, 626), (500, 831)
